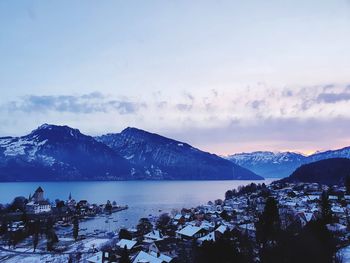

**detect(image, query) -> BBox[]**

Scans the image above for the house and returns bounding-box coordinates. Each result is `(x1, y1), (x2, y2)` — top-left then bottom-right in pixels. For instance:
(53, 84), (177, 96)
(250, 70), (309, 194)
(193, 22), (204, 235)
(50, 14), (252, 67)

(147, 237), (177, 259)
(173, 214), (185, 225)
(326, 223), (347, 234)
(132, 250), (173, 263)
(87, 251), (123, 263)
(215, 225), (228, 235)
(176, 225), (207, 240)
(86, 252), (104, 263)
(26, 187), (51, 214)
(144, 230), (164, 241)
(197, 231), (216, 244)
(116, 239), (138, 250)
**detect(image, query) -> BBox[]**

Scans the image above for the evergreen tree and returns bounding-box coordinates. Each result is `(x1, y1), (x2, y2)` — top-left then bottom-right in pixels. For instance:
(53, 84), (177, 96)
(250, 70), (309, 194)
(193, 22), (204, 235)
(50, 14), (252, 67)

(320, 191), (332, 224)
(0, 217), (8, 235)
(345, 176), (350, 195)
(136, 218), (153, 237)
(21, 211), (29, 229)
(256, 197), (281, 247)
(119, 228), (132, 240)
(33, 232), (39, 252)
(73, 216), (79, 241)
(120, 246), (131, 263)
(156, 213), (171, 234)
(32, 220), (40, 252)
(225, 190), (234, 200)
(255, 196), (281, 263)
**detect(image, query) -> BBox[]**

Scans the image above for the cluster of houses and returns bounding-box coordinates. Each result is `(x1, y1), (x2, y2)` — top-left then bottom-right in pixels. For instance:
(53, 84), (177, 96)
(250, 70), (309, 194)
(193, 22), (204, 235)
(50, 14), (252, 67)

(3, 182), (350, 262)
(85, 181), (350, 262)
(3, 187), (126, 237)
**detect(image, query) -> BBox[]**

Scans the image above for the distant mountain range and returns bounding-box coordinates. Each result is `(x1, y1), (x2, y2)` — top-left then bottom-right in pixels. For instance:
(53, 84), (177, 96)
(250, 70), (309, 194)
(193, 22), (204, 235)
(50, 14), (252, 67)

(226, 148), (350, 178)
(0, 124), (262, 181)
(281, 158), (350, 185)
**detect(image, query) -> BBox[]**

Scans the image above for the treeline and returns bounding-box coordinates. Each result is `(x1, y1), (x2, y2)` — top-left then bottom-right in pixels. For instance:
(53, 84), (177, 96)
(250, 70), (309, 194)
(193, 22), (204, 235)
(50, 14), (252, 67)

(225, 183), (268, 200)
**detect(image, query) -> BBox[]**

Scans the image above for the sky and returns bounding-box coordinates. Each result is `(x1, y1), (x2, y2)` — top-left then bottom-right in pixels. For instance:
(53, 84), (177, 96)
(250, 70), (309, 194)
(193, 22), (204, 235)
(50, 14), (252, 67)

(0, 0), (350, 155)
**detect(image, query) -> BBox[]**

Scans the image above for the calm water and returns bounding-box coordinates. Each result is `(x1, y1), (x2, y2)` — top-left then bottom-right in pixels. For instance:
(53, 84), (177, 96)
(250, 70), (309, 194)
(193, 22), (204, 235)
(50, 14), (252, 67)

(0, 179), (275, 231)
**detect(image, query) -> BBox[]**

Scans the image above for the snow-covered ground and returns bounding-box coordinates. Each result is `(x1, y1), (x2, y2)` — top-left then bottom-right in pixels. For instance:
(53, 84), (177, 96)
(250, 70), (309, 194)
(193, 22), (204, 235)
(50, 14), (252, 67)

(339, 245), (350, 262)
(0, 253), (71, 263)
(0, 237), (109, 263)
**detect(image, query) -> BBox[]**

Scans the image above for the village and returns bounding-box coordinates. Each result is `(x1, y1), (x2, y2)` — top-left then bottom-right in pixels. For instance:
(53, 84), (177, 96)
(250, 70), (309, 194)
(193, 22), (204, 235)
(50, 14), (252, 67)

(1, 181), (350, 262)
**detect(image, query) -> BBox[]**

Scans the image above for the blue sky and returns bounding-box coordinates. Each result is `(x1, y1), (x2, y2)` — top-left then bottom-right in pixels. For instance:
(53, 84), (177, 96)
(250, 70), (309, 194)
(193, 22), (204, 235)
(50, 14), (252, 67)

(1, 0), (350, 155)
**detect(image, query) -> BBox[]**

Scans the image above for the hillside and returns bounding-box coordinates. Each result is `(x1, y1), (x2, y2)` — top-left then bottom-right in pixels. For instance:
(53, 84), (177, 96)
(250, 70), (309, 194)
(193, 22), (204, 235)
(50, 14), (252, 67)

(96, 127), (263, 180)
(282, 158), (350, 185)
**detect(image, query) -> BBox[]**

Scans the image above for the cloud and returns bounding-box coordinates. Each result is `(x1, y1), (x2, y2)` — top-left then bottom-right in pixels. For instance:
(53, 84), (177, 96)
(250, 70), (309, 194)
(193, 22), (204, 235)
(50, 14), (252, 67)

(316, 92), (350, 104)
(176, 103), (193, 111)
(6, 92), (146, 115)
(2, 83), (350, 154)
(322, 84), (336, 91)
(164, 116), (350, 154)
(249, 99), (266, 110)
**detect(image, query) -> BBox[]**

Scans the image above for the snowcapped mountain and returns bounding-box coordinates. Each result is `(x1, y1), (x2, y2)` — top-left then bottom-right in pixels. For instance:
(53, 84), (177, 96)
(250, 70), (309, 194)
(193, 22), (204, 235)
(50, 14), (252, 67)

(96, 127), (263, 180)
(226, 151), (306, 178)
(0, 124), (262, 181)
(226, 147), (350, 178)
(0, 124), (131, 181)
(308, 146), (350, 162)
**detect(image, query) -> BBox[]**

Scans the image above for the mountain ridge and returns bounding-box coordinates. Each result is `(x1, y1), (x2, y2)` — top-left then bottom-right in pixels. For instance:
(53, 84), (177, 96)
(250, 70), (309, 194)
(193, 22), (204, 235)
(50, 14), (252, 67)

(0, 124), (263, 181)
(226, 147), (350, 178)
(96, 127), (263, 180)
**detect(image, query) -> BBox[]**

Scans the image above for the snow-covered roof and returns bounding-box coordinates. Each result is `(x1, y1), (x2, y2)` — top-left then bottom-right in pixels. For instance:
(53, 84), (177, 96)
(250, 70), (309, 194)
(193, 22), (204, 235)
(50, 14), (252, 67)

(198, 231), (215, 242)
(239, 223), (256, 231)
(215, 225), (227, 234)
(176, 225), (203, 237)
(200, 221), (214, 230)
(117, 239), (137, 250)
(144, 230), (163, 241)
(303, 212), (314, 222)
(149, 251), (173, 263)
(329, 195), (338, 200)
(331, 206), (345, 213)
(174, 214), (183, 220)
(307, 195), (320, 201)
(86, 252), (103, 263)
(326, 223), (347, 232)
(132, 251), (163, 263)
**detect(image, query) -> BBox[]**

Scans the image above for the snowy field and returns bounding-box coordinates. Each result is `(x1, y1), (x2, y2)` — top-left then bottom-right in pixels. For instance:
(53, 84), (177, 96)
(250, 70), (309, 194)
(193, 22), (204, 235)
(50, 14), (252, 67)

(0, 237), (109, 263)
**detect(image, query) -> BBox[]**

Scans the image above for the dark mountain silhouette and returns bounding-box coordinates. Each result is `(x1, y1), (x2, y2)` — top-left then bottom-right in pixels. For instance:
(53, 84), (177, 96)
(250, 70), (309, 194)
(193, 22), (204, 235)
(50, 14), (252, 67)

(282, 158), (350, 185)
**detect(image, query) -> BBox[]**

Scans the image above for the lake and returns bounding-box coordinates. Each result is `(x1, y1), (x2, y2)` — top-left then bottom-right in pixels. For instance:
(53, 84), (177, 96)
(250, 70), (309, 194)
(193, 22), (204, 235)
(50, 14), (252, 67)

(0, 179), (275, 231)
